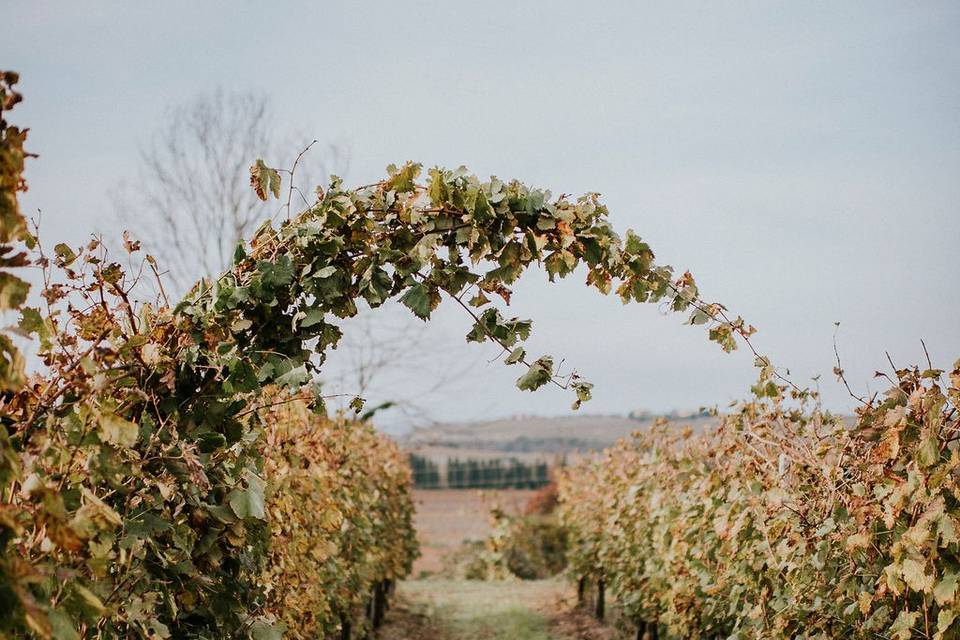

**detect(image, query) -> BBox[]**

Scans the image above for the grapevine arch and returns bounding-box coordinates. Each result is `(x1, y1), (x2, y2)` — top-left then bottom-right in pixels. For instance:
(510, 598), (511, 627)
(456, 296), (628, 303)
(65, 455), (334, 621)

(232, 157), (756, 410)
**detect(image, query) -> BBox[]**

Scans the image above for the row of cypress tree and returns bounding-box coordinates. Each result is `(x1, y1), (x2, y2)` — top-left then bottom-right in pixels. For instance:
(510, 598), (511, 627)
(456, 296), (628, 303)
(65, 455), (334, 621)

(408, 454), (553, 489)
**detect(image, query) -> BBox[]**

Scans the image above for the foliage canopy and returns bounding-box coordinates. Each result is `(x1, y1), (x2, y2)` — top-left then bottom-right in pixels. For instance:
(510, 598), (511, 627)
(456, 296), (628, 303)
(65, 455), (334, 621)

(560, 362), (960, 639)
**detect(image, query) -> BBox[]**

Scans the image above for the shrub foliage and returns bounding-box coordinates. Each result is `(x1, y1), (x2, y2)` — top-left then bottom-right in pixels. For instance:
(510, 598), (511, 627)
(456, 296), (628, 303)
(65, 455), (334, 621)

(559, 363), (960, 639)
(260, 400), (416, 637)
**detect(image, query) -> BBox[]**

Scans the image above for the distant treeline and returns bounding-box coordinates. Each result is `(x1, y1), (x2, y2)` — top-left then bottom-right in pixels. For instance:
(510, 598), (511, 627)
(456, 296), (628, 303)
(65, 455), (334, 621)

(408, 454), (557, 489)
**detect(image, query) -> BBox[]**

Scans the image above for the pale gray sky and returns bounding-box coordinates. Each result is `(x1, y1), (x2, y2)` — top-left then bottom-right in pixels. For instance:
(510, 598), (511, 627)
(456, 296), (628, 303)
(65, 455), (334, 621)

(5, 1), (959, 429)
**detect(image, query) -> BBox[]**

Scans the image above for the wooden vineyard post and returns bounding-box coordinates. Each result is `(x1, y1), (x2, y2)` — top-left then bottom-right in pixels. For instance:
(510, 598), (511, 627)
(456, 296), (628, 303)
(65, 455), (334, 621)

(372, 580), (387, 629)
(634, 620), (659, 640)
(383, 579), (394, 612)
(636, 620), (647, 640)
(595, 574), (605, 621)
(577, 575), (587, 606)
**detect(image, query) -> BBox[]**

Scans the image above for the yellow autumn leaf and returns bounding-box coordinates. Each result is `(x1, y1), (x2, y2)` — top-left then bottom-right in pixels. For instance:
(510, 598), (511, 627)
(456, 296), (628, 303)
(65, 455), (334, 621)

(99, 413), (138, 448)
(935, 572), (960, 605)
(902, 556), (935, 593)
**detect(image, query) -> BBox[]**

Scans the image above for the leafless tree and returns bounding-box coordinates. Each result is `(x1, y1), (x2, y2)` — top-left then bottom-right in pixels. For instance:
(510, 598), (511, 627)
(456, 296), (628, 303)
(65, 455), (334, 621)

(113, 88), (345, 296)
(112, 90), (471, 428)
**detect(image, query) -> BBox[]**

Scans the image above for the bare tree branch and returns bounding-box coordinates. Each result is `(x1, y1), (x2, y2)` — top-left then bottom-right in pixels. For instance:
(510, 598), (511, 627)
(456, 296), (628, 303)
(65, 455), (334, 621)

(111, 89), (346, 297)
(110, 90), (459, 429)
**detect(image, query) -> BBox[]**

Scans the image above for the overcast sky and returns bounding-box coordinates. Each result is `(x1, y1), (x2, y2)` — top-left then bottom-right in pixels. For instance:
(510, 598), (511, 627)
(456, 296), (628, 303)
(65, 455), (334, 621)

(5, 2), (959, 430)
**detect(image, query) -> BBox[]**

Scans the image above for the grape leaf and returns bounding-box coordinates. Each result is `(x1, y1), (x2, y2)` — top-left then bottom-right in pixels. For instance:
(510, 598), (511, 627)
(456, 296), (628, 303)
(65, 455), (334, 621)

(399, 283), (437, 320)
(228, 469), (266, 520)
(250, 158), (281, 201)
(517, 356), (553, 391)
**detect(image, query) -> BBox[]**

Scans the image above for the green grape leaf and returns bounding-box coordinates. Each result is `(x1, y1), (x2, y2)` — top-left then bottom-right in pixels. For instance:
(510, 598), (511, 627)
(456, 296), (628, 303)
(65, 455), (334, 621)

(349, 395), (366, 414)
(517, 356), (553, 392)
(505, 347), (525, 365)
(54, 242), (77, 267)
(228, 469), (266, 520)
(0, 272), (28, 310)
(571, 380), (593, 409)
(99, 414), (139, 448)
(399, 283), (438, 320)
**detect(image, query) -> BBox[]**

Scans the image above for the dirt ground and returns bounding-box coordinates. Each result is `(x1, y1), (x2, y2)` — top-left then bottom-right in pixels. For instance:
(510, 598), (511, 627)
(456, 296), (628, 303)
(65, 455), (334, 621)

(411, 489), (538, 576)
(378, 579), (620, 640)
(380, 489), (623, 639)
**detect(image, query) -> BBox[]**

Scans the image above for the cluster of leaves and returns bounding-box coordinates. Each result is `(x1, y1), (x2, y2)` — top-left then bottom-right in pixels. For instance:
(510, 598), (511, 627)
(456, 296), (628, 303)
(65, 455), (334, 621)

(494, 514), (568, 581)
(0, 78), (415, 638)
(559, 362), (960, 639)
(451, 497), (567, 582)
(437, 506), (516, 581)
(245, 158), (756, 409)
(259, 399), (416, 638)
(0, 70), (31, 390)
(2, 227), (414, 637)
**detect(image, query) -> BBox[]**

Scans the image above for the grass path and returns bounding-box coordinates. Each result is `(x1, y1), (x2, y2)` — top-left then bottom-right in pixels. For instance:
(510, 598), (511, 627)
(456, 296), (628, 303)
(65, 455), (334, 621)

(378, 579), (616, 640)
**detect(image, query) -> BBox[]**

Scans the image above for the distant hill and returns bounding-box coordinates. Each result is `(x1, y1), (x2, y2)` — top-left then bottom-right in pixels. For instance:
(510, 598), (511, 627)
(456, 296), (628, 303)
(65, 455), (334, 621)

(401, 412), (716, 458)
(400, 413), (717, 489)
